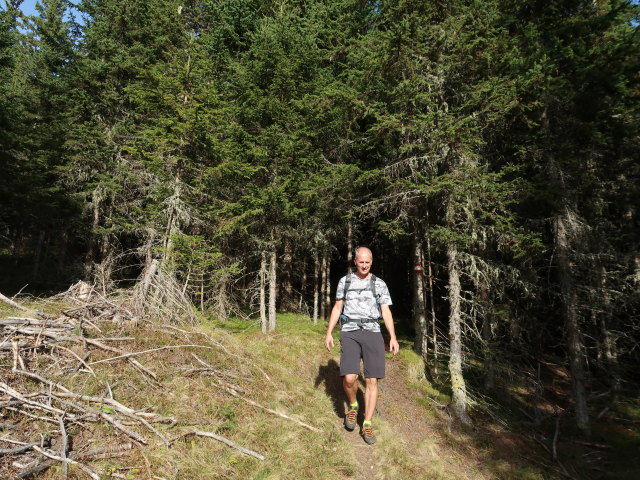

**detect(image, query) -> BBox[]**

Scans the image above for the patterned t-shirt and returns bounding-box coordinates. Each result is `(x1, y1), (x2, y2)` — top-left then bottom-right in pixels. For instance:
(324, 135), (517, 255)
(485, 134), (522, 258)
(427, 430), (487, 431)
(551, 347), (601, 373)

(336, 273), (392, 333)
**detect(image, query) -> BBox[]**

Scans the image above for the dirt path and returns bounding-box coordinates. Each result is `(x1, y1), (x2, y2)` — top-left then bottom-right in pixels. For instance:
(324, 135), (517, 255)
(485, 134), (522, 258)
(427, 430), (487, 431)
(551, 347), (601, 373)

(333, 356), (447, 480)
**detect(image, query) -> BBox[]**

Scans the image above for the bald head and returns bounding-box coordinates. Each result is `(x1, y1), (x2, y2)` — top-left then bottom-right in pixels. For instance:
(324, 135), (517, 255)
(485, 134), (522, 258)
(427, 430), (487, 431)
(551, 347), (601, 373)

(354, 246), (372, 278)
(354, 246), (372, 260)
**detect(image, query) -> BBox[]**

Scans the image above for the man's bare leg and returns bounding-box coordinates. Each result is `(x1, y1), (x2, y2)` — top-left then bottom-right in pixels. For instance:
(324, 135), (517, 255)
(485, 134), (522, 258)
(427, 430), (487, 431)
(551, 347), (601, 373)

(343, 374), (358, 405)
(364, 377), (378, 421)
(343, 374), (359, 430)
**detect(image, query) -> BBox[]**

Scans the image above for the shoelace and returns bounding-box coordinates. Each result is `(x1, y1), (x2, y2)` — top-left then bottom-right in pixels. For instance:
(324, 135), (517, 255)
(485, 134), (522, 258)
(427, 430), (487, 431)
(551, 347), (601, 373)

(362, 425), (375, 438)
(346, 409), (357, 424)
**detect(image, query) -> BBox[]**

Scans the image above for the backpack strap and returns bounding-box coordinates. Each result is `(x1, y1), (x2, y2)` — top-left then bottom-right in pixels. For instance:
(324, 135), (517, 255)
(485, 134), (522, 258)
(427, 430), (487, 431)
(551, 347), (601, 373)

(340, 273), (351, 317)
(370, 274), (381, 319)
(342, 273), (352, 303)
(341, 273), (381, 319)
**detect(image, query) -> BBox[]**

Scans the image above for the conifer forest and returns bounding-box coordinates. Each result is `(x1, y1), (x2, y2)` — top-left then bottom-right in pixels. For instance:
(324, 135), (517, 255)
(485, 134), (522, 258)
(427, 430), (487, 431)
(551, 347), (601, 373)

(1, 0), (639, 455)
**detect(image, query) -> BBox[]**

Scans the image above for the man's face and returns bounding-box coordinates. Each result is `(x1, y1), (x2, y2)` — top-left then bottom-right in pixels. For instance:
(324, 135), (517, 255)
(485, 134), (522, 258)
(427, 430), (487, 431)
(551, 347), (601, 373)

(354, 252), (372, 276)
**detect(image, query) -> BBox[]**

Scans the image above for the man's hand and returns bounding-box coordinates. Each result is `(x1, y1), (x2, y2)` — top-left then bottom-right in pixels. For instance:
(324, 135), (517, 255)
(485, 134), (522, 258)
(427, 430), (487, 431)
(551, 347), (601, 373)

(389, 338), (400, 356)
(324, 333), (335, 352)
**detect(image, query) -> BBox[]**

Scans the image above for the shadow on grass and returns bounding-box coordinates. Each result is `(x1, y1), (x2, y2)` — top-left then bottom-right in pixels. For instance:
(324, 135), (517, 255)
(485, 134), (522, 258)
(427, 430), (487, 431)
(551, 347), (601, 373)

(314, 359), (366, 426)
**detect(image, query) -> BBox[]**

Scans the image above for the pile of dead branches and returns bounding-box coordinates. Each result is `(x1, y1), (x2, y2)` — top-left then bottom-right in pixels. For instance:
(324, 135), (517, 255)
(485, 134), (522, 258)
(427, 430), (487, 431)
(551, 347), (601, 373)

(0, 286), (270, 479)
(1, 284), (328, 479)
(0, 286), (174, 478)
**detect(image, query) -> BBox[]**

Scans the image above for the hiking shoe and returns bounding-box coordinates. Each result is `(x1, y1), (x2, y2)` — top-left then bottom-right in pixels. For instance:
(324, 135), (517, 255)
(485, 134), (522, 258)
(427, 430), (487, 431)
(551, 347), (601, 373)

(344, 407), (358, 431)
(361, 424), (377, 444)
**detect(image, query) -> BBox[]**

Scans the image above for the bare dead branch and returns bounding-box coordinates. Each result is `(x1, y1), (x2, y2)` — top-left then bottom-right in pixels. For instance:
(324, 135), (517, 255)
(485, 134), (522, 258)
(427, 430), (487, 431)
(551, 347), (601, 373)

(88, 344), (214, 365)
(211, 381), (323, 433)
(58, 415), (69, 479)
(175, 430), (265, 461)
(0, 442), (39, 456)
(0, 292), (30, 311)
(32, 446), (101, 480)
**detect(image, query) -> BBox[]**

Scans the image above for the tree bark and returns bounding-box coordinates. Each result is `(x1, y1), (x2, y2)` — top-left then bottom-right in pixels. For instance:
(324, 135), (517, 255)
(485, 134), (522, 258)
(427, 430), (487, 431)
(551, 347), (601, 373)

(280, 237), (296, 311)
(447, 239), (473, 426)
(312, 249), (319, 325)
(596, 266), (621, 405)
(162, 167), (182, 265)
(87, 189), (101, 269)
(299, 258), (307, 312)
(445, 198), (473, 425)
(259, 251), (267, 333)
(323, 252), (331, 320)
(479, 277), (495, 391)
(138, 259), (159, 300)
(412, 233), (427, 356)
(268, 248), (277, 332)
(320, 251), (327, 321)
(425, 223), (438, 375)
(346, 219), (353, 274)
(555, 211), (591, 437)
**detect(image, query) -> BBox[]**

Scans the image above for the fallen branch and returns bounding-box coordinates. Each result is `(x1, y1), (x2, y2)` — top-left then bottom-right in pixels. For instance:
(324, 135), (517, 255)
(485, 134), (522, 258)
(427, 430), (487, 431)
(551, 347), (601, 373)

(212, 382), (323, 433)
(16, 444), (133, 479)
(32, 446), (101, 480)
(0, 292), (29, 312)
(0, 442), (39, 456)
(81, 338), (158, 381)
(175, 430), (265, 461)
(72, 442), (133, 461)
(0, 382), (66, 416)
(59, 415), (69, 479)
(88, 344), (213, 365)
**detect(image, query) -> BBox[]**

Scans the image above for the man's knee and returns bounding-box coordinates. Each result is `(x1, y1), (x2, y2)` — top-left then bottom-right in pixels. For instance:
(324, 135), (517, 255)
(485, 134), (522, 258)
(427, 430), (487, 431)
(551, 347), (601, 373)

(365, 377), (378, 387)
(343, 374), (358, 387)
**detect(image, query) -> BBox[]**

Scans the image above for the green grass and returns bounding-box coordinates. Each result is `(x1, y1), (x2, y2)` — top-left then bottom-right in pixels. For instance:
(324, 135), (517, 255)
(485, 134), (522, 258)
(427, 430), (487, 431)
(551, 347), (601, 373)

(7, 308), (638, 480)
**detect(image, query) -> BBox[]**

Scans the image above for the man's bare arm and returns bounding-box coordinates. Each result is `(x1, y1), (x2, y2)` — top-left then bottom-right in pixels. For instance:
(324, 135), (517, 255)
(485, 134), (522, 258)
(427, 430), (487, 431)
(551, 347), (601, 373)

(381, 305), (400, 355)
(324, 300), (343, 351)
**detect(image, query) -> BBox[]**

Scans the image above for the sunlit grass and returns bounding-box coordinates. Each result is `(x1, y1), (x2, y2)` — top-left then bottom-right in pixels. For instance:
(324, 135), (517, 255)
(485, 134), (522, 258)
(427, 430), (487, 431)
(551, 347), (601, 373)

(12, 308), (638, 480)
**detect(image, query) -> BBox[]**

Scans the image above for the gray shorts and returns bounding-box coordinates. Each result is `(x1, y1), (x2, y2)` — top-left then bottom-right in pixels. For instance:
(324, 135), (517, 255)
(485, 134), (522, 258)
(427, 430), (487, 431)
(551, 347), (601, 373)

(339, 329), (385, 379)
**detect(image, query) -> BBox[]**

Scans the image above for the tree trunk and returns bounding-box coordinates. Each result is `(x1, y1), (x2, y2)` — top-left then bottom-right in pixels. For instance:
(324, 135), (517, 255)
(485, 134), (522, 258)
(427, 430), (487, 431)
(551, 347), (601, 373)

(479, 277), (495, 391)
(596, 266), (620, 405)
(412, 233), (426, 355)
(346, 219), (353, 273)
(445, 197), (473, 426)
(162, 167), (182, 265)
(320, 251), (327, 321)
(268, 248), (277, 332)
(299, 258), (307, 312)
(260, 251), (267, 333)
(85, 189), (102, 280)
(323, 252), (331, 320)
(555, 211), (591, 437)
(281, 237), (295, 311)
(138, 258), (159, 300)
(447, 239), (473, 426)
(425, 215), (438, 375)
(482, 314), (495, 391)
(312, 249), (319, 325)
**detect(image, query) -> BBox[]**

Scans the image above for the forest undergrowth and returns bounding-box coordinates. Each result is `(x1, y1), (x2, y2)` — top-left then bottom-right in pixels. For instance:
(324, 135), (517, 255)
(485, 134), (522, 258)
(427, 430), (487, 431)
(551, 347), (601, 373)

(1, 295), (638, 480)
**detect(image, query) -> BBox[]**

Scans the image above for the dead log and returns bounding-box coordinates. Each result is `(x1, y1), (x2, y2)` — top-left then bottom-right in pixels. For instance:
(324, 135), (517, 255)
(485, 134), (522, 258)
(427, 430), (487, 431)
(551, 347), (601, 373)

(0, 292), (29, 311)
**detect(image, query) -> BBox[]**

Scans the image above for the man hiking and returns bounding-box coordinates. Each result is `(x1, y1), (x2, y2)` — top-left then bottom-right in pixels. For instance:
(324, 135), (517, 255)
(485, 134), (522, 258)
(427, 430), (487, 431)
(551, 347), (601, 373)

(324, 246), (400, 444)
